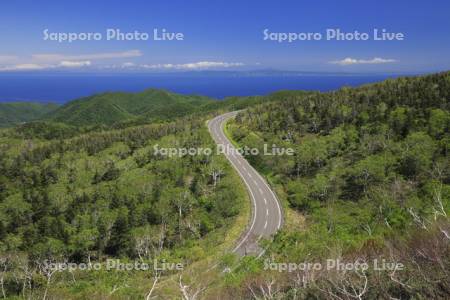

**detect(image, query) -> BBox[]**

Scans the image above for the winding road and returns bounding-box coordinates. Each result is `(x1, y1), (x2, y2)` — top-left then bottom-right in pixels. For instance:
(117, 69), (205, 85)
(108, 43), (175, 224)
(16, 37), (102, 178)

(208, 111), (283, 256)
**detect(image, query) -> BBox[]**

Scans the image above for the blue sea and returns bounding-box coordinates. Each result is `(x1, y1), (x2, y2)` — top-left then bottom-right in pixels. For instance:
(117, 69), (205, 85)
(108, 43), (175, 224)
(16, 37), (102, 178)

(0, 73), (405, 104)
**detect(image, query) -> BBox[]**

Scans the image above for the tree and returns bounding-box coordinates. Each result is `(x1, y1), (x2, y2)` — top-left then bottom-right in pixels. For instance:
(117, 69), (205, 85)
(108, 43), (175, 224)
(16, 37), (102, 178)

(106, 210), (132, 257)
(428, 109), (449, 138)
(389, 106), (410, 137)
(399, 132), (436, 178)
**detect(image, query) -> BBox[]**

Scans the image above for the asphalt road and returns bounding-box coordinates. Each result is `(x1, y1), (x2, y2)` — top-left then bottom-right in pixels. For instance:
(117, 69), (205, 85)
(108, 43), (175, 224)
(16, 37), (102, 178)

(208, 111), (283, 256)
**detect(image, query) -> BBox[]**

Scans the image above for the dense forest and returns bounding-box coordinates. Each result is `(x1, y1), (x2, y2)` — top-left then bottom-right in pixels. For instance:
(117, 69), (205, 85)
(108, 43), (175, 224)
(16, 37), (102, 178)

(0, 103), (58, 128)
(44, 89), (215, 126)
(223, 71), (450, 299)
(0, 71), (448, 299)
(0, 113), (249, 298)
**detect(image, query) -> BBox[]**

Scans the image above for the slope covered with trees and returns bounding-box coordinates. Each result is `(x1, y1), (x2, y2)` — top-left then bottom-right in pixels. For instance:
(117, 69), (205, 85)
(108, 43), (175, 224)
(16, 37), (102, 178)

(44, 89), (214, 126)
(0, 102), (58, 128)
(223, 71), (450, 299)
(0, 71), (449, 299)
(0, 114), (249, 298)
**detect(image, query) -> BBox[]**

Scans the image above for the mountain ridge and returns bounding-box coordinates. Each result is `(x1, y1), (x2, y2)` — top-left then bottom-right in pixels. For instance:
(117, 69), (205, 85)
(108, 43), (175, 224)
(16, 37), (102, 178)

(0, 102), (59, 127)
(43, 88), (215, 126)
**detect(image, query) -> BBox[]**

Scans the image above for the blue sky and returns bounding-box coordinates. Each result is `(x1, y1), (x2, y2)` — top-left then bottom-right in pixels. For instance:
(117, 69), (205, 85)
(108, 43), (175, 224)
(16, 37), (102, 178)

(0, 0), (449, 73)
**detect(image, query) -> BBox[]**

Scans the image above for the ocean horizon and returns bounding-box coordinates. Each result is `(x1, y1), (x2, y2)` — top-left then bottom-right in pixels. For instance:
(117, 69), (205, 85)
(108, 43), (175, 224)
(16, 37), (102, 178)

(0, 72), (408, 104)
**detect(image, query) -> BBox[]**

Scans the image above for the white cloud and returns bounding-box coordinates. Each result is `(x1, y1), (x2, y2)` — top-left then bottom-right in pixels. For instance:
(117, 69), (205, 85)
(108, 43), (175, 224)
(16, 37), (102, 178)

(59, 60), (91, 68)
(135, 61), (245, 70)
(0, 64), (49, 71)
(330, 57), (397, 66)
(1, 55), (245, 72)
(0, 50), (142, 71)
(0, 60), (92, 71)
(121, 62), (136, 68)
(0, 55), (18, 63)
(32, 50), (142, 63)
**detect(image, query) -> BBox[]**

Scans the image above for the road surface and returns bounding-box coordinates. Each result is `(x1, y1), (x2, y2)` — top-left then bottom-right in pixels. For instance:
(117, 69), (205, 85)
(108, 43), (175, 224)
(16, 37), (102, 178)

(208, 111), (283, 256)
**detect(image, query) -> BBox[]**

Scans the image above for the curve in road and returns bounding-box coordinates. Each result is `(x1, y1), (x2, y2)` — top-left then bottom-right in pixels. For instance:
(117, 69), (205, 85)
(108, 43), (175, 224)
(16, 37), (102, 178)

(208, 111), (283, 256)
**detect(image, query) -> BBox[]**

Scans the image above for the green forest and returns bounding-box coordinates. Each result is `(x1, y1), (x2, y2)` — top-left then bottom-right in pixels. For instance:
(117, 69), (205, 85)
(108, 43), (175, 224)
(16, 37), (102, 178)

(0, 112), (250, 298)
(0, 71), (449, 299)
(225, 71), (450, 299)
(0, 103), (58, 128)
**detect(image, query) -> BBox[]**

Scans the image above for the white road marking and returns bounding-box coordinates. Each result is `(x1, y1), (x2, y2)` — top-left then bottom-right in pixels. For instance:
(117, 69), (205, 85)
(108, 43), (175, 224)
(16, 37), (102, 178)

(228, 158), (257, 254)
(221, 139), (260, 250)
(252, 164), (283, 230)
(256, 248), (266, 259)
(209, 116), (258, 254)
(208, 112), (284, 257)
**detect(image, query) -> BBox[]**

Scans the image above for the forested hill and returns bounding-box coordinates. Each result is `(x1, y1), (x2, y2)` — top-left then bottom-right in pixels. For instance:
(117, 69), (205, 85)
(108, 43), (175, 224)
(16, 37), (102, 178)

(44, 89), (215, 126)
(0, 102), (58, 127)
(0, 109), (248, 298)
(0, 71), (448, 298)
(224, 71), (450, 298)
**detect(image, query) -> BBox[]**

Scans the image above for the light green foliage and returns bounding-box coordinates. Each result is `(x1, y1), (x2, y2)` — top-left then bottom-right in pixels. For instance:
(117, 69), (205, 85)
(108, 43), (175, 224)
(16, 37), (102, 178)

(228, 71), (450, 280)
(0, 113), (247, 298)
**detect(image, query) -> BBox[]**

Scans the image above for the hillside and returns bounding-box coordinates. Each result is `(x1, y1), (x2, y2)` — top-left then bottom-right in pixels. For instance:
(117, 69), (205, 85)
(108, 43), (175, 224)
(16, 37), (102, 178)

(223, 71), (450, 298)
(0, 102), (58, 127)
(0, 113), (249, 298)
(0, 72), (449, 299)
(45, 89), (215, 126)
